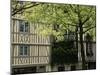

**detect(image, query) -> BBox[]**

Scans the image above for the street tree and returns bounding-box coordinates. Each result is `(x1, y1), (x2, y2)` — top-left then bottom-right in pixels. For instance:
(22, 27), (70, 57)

(12, 1), (96, 69)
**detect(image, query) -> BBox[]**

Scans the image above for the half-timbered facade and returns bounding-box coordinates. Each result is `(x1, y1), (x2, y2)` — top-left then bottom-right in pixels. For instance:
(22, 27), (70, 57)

(11, 16), (52, 74)
(11, 16), (96, 74)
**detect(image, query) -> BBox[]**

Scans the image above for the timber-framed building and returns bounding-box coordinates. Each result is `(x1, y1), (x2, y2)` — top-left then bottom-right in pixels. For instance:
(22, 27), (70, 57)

(11, 15), (96, 74)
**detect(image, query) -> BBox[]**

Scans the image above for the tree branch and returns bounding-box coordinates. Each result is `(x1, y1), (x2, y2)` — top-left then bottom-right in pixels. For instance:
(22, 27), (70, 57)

(12, 3), (40, 16)
(81, 7), (94, 26)
(69, 5), (77, 13)
(67, 23), (77, 27)
(83, 26), (96, 34)
(83, 20), (95, 28)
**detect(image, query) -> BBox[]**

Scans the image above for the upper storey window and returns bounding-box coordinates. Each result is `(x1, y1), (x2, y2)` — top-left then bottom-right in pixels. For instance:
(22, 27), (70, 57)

(19, 20), (30, 32)
(19, 45), (30, 56)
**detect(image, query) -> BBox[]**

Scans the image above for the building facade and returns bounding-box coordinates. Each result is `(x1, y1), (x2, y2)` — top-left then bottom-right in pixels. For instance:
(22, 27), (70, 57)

(11, 16), (96, 74)
(11, 17), (52, 74)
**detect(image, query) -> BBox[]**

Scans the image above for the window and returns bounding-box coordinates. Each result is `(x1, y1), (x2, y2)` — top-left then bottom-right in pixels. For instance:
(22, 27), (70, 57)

(86, 43), (93, 57)
(19, 45), (29, 56)
(19, 21), (29, 32)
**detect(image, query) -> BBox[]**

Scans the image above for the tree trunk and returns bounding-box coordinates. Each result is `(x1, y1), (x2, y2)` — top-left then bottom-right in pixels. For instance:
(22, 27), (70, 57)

(75, 26), (78, 52)
(77, 5), (86, 69)
(79, 24), (86, 70)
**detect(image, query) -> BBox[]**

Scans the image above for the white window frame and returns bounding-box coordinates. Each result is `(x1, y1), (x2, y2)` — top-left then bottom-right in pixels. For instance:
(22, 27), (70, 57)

(19, 45), (30, 56)
(19, 20), (30, 32)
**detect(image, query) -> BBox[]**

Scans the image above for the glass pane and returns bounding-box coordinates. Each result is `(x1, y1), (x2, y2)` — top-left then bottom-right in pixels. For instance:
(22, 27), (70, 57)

(25, 22), (29, 32)
(19, 21), (24, 32)
(20, 46), (23, 55)
(24, 46), (28, 55)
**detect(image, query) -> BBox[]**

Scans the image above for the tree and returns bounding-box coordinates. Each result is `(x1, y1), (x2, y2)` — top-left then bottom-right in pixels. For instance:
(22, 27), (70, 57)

(12, 1), (96, 69)
(68, 5), (96, 69)
(25, 3), (96, 69)
(11, 0), (41, 16)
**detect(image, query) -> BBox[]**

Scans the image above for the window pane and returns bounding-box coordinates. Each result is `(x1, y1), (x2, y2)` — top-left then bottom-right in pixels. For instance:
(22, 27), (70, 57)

(24, 46), (28, 55)
(19, 45), (29, 56)
(20, 46), (23, 55)
(19, 21), (24, 32)
(25, 22), (29, 32)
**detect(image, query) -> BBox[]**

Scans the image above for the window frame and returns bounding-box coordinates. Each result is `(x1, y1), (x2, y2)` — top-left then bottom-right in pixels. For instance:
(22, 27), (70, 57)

(19, 20), (30, 33)
(19, 45), (30, 56)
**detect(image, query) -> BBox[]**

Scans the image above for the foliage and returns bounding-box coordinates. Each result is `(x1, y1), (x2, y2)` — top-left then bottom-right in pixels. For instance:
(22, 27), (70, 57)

(12, 1), (96, 69)
(51, 40), (78, 65)
(12, 1), (96, 40)
(23, 3), (96, 41)
(11, 0), (40, 16)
